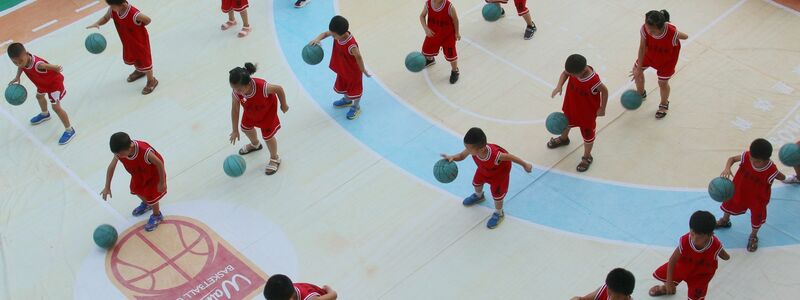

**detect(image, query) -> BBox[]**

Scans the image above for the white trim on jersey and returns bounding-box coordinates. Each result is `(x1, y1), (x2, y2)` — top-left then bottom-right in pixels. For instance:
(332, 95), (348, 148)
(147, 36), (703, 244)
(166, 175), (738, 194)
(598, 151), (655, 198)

(768, 170), (779, 184)
(133, 11), (142, 26)
(126, 141), (140, 160)
(577, 69), (596, 83)
(593, 284), (608, 300)
(688, 234), (713, 253)
(144, 148), (154, 165)
(347, 44), (357, 56)
(34, 60), (47, 74)
(337, 34), (353, 45)
(713, 244), (723, 261)
(430, 0), (447, 12)
(476, 145), (492, 162)
(244, 79), (257, 98)
(591, 81), (602, 95)
(263, 81), (270, 98)
(117, 4), (131, 19)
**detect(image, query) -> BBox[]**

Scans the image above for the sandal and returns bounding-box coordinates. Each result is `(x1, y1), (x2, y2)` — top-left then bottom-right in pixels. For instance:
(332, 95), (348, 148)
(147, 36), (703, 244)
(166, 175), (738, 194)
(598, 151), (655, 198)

(577, 156), (593, 172)
(141, 79), (158, 95)
(546, 137), (570, 149)
(221, 20), (237, 30)
(716, 219), (731, 229)
(238, 143), (263, 155)
(265, 157), (281, 175)
(237, 27), (251, 38)
(649, 285), (667, 297)
(127, 71), (145, 83)
(655, 101), (669, 119)
(747, 235), (759, 252)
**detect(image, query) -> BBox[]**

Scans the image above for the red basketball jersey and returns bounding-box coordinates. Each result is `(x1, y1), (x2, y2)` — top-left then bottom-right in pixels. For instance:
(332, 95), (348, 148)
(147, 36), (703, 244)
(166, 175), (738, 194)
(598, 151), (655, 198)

(111, 4), (151, 63)
(294, 283), (327, 300)
(593, 284), (609, 300)
(676, 232), (723, 277)
(426, 0), (454, 35)
(329, 34), (361, 78)
(731, 151), (780, 205)
(641, 23), (681, 67)
(562, 66), (602, 127)
(21, 54), (64, 93)
(119, 140), (163, 188)
(233, 78), (278, 124)
(471, 144), (512, 177)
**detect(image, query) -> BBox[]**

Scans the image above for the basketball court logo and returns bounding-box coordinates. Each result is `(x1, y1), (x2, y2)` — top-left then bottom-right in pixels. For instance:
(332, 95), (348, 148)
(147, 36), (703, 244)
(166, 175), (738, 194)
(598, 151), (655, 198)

(105, 216), (267, 300)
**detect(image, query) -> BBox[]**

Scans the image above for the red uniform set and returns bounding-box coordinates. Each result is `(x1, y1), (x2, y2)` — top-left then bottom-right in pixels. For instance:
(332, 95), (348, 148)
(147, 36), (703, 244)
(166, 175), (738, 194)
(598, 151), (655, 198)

(593, 284), (610, 300)
(21, 54), (66, 103)
(422, 0), (457, 62)
(485, 0), (529, 16)
(221, 0), (249, 13)
(233, 78), (281, 140)
(472, 144), (512, 201)
(637, 23), (681, 81)
(119, 140), (166, 205)
(329, 34), (363, 99)
(293, 283), (327, 300)
(721, 151), (780, 229)
(653, 233), (724, 300)
(110, 4), (152, 72)
(562, 66), (603, 143)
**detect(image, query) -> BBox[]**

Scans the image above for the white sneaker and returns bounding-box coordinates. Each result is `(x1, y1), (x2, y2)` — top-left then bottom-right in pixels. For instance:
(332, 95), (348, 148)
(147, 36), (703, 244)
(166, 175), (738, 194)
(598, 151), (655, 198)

(783, 175), (800, 184)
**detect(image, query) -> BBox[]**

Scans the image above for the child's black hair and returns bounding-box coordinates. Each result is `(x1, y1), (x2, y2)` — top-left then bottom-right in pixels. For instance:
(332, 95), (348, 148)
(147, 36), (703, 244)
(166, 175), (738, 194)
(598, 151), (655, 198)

(565, 54), (587, 75)
(605, 268), (635, 296)
(463, 127), (487, 146)
(645, 10), (670, 29)
(105, 0), (126, 5)
(6, 43), (25, 58)
(689, 210), (716, 235)
(329, 15), (349, 35)
(109, 132), (132, 153)
(749, 138), (773, 160)
(229, 63), (257, 86)
(263, 274), (295, 300)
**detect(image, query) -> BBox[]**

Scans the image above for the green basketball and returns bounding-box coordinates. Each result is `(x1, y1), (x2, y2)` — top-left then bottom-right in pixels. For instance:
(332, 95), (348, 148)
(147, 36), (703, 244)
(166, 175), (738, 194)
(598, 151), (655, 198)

(433, 159), (458, 183)
(93, 224), (118, 249)
(708, 177), (735, 203)
(223, 154), (246, 177)
(85, 33), (107, 54)
(620, 89), (643, 110)
(482, 3), (502, 22)
(405, 51), (427, 73)
(302, 44), (324, 65)
(779, 143), (800, 167)
(4, 84), (27, 106)
(545, 112), (569, 135)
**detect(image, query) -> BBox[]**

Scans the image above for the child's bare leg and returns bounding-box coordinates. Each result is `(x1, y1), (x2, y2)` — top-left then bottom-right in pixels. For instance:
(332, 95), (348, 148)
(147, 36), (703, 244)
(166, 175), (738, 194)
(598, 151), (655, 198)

(658, 80), (670, 106)
(242, 128), (260, 147)
(473, 185), (484, 197)
(51, 102), (72, 129)
(151, 202), (161, 215)
(583, 142), (594, 158)
(560, 127), (571, 140)
(35, 94), (49, 114)
(227, 11), (235, 22)
(522, 12), (535, 27)
(265, 137), (279, 160)
(717, 212), (731, 225)
(144, 70), (156, 82)
(450, 60), (458, 72)
(494, 199), (504, 213)
(635, 69), (645, 95)
(240, 10), (250, 28)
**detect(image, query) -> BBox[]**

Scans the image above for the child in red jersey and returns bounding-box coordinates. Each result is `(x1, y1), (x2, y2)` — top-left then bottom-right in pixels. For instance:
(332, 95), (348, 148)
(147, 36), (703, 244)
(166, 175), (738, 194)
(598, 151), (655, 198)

(484, 0), (537, 40)
(649, 211), (730, 299)
(782, 140), (800, 184)
(7, 43), (76, 145)
(548, 54), (608, 172)
(87, 0), (158, 95)
(101, 132), (166, 231)
(442, 127), (532, 229)
(220, 0), (251, 37)
(420, 0), (461, 84)
(571, 268), (635, 300)
(716, 138), (785, 252)
(263, 274), (337, 300)
(630, 10), (688, 119)
(309, 15), (370, 120)
(228, 63), (289, 175)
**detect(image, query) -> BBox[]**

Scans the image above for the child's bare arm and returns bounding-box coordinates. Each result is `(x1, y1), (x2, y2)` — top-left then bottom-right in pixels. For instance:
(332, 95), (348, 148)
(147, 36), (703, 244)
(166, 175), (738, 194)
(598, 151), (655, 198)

(311, 285), (337, 300)
(630, 35), (647, 80)
(718, 248), (730, 260)
(721, 155), (741, 178)
(420, 5), (430, 35)
(87, 10), (111, 29)
(499, 152), (533, 173)
(136, 13), (152, 26)
(229, 96), (241, 144)
(101, 157), (119, 200)
(775, 171), (786, 182)
(350, 46), (371, 77)
(551, 71), (569, 98)
(677, 31), (689, 40)
(38, 63), (62, 73)
(442, 149), (469, 162)
(10, 68), (23, 84)
(597, 83), (609, 116)
(147, 152), (167, 192)
(267, 84), (289, 113)
(310, 31), (332, 45)
(665, 247), (680, 294)
(570, 287), (599, 300)
(450, 5), (460, 40)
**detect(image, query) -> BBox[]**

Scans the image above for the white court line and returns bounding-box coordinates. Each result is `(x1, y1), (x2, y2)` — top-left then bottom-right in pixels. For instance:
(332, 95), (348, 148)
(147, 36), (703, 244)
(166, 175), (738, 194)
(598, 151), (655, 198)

(766, 101), (800, 136)
(0, 0), (36, 17)
(763, 0), (800, 16)
(460, 37), (556, 89)
(32, 19), (58, 32)
(463, 3), (483, 15)
(75, 0), (99, 13)
(0, 40), (12, 47)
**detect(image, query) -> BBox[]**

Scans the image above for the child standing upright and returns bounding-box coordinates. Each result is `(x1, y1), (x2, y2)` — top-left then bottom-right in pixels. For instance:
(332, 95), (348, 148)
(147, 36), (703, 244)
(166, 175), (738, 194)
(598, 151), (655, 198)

(7, 43), (76, 145)
(442, 127), (532, 229)
(219, 0), (251, 37)
(309, 15), (370, 120)
(570, 268), (635, 300)
(101, 132), (167, 231)
(263, 274), (337, 300)
(548, 54), (608, 172)
(420, 0), (461, 84)
(484, 0), (537, 40)
(228, 63), (289, 175)
(87, 0), (158, 95)
(716, 138), (785, 252)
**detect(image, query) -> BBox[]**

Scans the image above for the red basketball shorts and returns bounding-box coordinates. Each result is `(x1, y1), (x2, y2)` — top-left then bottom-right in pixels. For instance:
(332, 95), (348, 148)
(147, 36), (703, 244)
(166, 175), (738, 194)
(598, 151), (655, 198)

(422, 33), (457, 61)
(485, 0), (529, 16)
(334, 74), (363, 99)
(473, 172), (510, 201)
(221, 0), (249, 13)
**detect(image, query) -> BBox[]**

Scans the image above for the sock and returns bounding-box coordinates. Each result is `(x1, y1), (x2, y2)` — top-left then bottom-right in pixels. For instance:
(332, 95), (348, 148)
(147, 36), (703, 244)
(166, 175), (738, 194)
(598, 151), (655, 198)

(475, 191), (484, 198)
(66, 127), (74, 133)
(495, 209), (504, 216)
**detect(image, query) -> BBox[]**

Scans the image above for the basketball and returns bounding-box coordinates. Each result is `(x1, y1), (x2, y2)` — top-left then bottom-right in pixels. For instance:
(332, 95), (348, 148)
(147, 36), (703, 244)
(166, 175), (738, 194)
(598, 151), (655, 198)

(4, 84), (27, 106)
(405, 51), (427, 73)
(223, 154), (246, 177)
(779, 143), (800, 167)
(302, 44), (324, 65)
(482, 3), (503, 22)
(433, 159), (458, 183)
(93, 224), (118, 249)
(85, 33), (107, 54)
(546, 112), (569, 135)
(708, 177), (735, 203)
(620, 89), (643, 110)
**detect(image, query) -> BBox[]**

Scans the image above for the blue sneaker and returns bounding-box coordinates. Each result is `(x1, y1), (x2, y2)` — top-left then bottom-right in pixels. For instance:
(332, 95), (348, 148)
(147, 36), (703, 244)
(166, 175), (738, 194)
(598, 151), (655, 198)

(346, 106), (361, 120)
(145, 214), (163, 232)
(30, 113), (51, 125)
(333, 98), (353, 108)
(462, 193), (485, 206)
(131, 202), (152, 217)
(58, 128), (76, 145)
(487, 212), (504, 229)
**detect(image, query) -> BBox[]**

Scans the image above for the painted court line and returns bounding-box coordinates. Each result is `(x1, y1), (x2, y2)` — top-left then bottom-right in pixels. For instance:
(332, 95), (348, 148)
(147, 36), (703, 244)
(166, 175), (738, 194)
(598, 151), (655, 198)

(75, 1), (99, 13)
(0, 40), (12, 47)
(31, 19), (58, 32)
(0, 0), (36, 17)
(461, 37), (556, 89)
(764, 0), (800, 16)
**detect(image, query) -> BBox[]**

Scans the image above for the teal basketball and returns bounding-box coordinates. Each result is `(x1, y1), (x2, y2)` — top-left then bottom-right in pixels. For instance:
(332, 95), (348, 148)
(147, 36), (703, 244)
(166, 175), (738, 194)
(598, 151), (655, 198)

(708, 177), (735, 203)
(433, 159), (458, 183)
(620, 89), (643, 110)
(545, 112), (569, 135)
(779, 143), (800, 167)
(93, 224), (118, 250)
(482, 3), (502, 22)
(302, 44), (324, 65)
(405, 51), (427, 73)
(85, 33), (107, 54)
(223, 154), (246, 177)
(4, 84), (27, 106)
